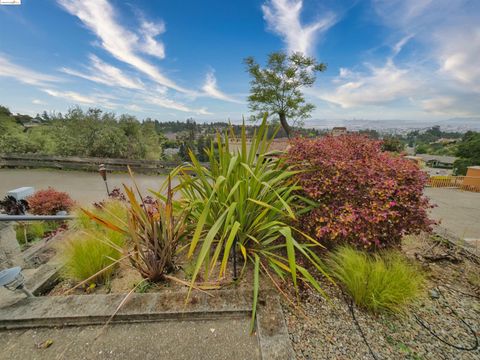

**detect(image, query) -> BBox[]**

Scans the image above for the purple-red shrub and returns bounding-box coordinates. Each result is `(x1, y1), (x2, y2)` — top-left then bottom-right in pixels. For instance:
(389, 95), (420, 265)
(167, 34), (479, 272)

(27, 188), (75, 215)
(287, 134), (433, 250)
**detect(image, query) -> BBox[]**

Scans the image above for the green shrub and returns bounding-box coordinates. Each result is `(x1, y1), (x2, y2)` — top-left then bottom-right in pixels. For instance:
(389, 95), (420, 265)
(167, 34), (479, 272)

(59, 200), (128, 283)
(328, 246), (424, 313)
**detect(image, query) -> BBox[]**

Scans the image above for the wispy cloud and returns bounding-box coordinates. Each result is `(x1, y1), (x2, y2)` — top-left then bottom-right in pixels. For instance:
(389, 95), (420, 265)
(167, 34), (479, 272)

(32, 99), (47, 105)
(202, 70), (243, 104)
(144, 94), (212, 115)
(57, 0), (190, 93)
(262, 0), (336, 56)
(61, 54), (144, 90)
(43, 89), (98, 104)
(0, 54), (60, 85)
(42, 88), (116, 109)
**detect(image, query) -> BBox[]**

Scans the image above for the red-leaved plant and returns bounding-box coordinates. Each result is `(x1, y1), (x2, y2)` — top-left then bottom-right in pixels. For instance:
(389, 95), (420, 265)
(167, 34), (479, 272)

(287, 135), (434, 250)
(27, 187), (75, 215)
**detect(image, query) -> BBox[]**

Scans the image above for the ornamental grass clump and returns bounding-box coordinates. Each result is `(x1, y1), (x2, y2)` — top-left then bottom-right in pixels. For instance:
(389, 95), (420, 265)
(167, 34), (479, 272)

(287, 134), (434, 250)
(328, 246), (424, 313)
(60, 200), (127, 283)
(171, 116), (331, 328)
(60, 229), (124, 283)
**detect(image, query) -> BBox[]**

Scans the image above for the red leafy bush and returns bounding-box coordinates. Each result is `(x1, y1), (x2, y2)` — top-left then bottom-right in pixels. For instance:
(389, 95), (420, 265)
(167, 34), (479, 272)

(287, 135), (433, 250)
(27, 188), (75, 215)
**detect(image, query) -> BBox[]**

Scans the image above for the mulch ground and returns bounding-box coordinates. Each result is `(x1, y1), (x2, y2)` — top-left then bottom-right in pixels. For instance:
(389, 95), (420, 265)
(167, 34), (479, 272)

(283, 233), (480, 360)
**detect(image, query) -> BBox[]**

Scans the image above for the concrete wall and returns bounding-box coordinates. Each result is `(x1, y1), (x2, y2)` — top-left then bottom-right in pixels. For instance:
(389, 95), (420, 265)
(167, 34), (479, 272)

(0, 222), (24, 270)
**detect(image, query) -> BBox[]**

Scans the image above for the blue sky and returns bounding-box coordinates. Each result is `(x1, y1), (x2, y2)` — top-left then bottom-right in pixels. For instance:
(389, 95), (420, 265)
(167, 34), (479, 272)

(0, 0), (479, 124)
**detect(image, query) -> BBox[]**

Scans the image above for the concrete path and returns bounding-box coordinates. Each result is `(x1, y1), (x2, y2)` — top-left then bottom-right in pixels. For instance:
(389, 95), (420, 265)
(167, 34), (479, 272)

(0, 320), (260, 360)
(425, 187), (480, 241)
(0, 169), (167, 205)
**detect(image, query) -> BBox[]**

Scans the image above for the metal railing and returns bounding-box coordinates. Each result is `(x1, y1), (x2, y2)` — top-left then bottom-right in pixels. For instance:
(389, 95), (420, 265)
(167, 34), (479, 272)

(0, 215), (75, 222)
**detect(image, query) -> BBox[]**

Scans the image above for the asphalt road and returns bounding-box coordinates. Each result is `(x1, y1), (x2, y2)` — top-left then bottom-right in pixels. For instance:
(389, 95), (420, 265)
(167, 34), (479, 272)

(0, 169), (168, 205)
(1, 169), (479, 241)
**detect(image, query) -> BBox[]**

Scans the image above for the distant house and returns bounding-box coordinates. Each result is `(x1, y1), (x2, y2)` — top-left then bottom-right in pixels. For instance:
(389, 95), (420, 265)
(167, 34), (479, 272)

(331, 127), (347, 136)
(418, 154), (457, 169)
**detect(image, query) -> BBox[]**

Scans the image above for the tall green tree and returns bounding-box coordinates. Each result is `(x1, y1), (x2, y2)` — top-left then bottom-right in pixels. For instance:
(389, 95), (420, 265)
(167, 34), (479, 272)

(244, 51), (326, 137)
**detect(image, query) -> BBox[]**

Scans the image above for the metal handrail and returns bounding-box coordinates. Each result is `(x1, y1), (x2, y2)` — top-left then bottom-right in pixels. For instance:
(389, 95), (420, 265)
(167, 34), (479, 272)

(0, 215), (75, 221)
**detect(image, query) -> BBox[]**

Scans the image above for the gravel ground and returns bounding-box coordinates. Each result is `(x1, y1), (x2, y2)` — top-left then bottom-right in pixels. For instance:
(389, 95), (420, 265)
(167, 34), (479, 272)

(283, 234), (480, 360)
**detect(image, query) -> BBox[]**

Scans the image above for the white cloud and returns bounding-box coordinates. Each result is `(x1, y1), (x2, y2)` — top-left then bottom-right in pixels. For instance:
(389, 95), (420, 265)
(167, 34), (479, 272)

(42, 88), (116, 109)
(372, 0), (480, 98)
(262, 0), (336, 55)
(57, 0), (190, 93)
(421, 97), (454, 113)
(201, 70), (243, 104)
(32, 99), (47, 105)
(0, 54), (60, 85)
(139, 20), (166, 59)
(317, 59), (418, 108)
(61, 54), (144, 90)
(43, 89), (97, 104)
(437, 28), (480, 93)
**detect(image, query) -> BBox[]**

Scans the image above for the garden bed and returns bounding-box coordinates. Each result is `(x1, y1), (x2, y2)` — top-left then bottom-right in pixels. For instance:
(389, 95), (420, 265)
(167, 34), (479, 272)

(44, 251), (255, 297)
(283, 233), (480, 359)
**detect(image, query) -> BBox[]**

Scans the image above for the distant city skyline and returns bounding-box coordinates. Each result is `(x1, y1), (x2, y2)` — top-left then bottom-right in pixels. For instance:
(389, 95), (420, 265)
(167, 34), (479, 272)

(0, 0), (479, 124)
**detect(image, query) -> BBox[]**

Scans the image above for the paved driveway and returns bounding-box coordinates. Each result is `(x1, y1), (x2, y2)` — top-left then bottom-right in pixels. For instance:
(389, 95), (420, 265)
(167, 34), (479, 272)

(425, 188), (480, 240)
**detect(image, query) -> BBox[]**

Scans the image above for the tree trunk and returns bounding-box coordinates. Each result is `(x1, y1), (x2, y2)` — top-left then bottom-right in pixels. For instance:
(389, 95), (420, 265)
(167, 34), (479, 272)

(278, 111), (291, 138)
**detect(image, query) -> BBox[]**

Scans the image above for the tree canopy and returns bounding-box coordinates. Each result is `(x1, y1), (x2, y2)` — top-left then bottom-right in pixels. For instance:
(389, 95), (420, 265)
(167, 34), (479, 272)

(244, 51), (326, 137)
(454, 131), (480, 175)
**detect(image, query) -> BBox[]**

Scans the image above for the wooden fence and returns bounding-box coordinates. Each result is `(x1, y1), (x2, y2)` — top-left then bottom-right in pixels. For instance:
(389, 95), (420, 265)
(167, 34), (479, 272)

(0, 154), (179, 174)
(427, 175), (480, 192)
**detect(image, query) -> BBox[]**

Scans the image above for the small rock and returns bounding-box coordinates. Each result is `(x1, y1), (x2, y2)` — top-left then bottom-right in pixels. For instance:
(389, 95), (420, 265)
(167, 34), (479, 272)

(429, 289), (440, 299)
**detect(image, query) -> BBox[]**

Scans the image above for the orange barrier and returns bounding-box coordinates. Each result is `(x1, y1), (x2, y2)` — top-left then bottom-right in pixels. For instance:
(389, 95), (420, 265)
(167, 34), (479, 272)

(427, 176), (480, 192)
